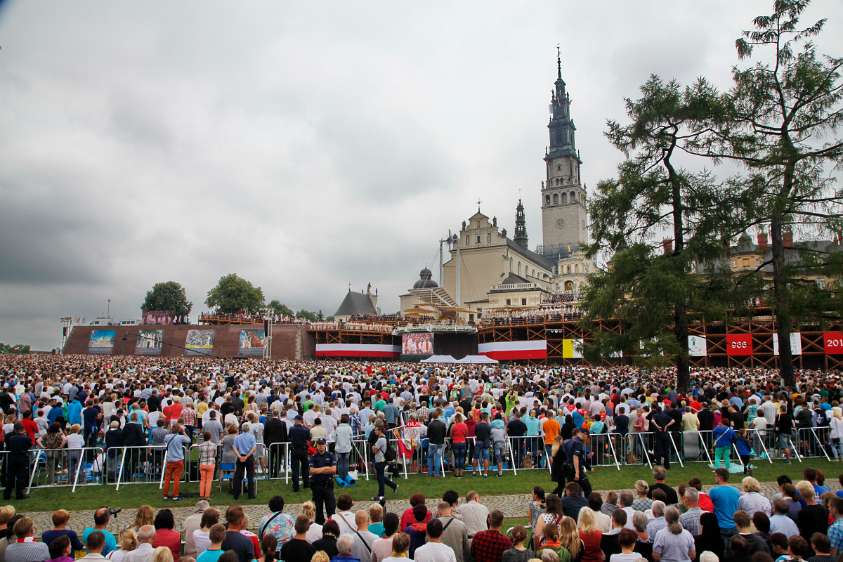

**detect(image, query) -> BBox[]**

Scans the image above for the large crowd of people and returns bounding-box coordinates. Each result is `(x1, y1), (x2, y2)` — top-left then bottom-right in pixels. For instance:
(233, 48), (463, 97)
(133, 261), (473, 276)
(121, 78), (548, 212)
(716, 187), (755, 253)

(1, 467), (843, 562)
(0, 354), (843, 561)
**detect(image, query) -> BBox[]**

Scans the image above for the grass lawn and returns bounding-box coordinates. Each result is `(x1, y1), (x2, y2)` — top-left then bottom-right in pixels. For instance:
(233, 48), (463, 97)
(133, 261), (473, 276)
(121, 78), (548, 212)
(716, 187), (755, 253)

(8, 458), (841, 513)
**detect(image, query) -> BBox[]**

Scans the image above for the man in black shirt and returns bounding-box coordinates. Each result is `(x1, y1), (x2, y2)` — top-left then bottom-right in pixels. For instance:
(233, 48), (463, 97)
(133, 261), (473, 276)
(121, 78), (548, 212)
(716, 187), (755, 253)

(647, 466), (679, 505)
(263, 410), (288, 478)
(507, 413), (528, 468)
(426, 409), (447, 477)
(474, 412), (492, 476)
(288, 415), (311, 492)
(221, 506), (254, 562)
(280, 515), (316, 561)
(4, 423), (31, 500)
(309, 438), (337, 524)
(650, 405), (675, 470)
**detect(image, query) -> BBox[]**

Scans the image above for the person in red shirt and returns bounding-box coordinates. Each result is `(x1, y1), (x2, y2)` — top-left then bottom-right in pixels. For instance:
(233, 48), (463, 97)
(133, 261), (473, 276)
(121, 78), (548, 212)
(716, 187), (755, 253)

(471, 510), (512, 562)
(20, 411), (38, 444)
(449, 413), (469, 477)
(162, 397), (183, 425)
(152, 509), (183, 562)
(399, 494), (432, 532)
(688, 478), (714, 512)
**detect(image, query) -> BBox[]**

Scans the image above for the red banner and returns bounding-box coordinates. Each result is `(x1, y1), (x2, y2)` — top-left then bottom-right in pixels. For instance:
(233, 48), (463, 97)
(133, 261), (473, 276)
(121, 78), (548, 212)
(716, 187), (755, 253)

(726, 334), (753, 356)
(824, 332), (843, 355)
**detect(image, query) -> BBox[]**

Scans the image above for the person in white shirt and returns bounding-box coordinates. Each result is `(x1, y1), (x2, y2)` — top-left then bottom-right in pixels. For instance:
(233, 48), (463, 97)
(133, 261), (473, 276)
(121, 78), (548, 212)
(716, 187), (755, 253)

(347, 510), (377, 562)
(125, 526), (155, 562)
(455, 491), (488, 538)
(414, 519), (457, 562)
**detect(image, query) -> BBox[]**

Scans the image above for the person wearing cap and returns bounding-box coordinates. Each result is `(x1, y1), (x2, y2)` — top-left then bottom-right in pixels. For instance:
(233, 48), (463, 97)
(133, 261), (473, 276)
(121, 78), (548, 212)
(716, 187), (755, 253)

(233, 422), (257, 500)
(288, 415), (311, 492)
(309, 438), (336, 525)
(562, 427), (591, 496)
(4, 423), (31, 500)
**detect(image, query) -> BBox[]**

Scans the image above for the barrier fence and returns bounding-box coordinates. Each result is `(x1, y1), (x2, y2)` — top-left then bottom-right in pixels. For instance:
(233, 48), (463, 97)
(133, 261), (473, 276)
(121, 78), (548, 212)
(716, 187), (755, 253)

(12, 425), (837, 493)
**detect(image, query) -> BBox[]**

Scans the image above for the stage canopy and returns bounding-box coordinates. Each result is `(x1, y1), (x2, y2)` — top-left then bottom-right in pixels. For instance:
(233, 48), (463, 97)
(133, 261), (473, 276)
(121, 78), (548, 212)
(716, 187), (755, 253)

(457, 354), (498, 364)
(420, 354), (458, 363)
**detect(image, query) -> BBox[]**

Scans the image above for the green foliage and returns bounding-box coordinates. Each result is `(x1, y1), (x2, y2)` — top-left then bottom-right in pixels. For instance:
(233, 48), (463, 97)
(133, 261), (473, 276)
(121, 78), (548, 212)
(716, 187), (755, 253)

(0, 343), (30, 354)
(295, 309), (319, 322)
(267, 300), (295, 318)
(205, 274), (265, 315)
(141, 281), (192, 316)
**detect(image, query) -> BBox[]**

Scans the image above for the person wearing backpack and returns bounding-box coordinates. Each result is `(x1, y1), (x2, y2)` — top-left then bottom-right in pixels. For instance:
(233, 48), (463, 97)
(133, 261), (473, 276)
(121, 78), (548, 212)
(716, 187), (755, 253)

(372, 425), (398, 501)
(712, 417), (735, 471)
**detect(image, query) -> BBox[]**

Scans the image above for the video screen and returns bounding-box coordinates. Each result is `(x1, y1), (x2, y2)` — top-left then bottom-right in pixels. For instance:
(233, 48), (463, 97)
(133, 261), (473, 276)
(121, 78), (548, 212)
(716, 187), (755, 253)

(402, 332), (433, 356)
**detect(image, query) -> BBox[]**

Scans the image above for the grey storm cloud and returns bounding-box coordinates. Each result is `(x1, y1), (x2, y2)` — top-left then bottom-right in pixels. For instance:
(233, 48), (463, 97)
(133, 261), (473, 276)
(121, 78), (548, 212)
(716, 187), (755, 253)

(1, 0), (842, 349)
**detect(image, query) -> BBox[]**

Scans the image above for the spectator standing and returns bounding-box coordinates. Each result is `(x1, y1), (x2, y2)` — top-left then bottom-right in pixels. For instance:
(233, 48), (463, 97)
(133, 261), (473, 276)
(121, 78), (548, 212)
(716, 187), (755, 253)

(309, 438), (337, 525)
(456, 491), (489, 539)
(220, 507), (254, 562)
(161, 424), (190, 501)
(196, 433), (217, 501)
(437, 495), (470, 562)
(232, 422), (257, 500)
(708, 469), (740, 540)
(257, 496), (294, 550)
(4, 423), (31, 500)
(182, 500), (209, 558)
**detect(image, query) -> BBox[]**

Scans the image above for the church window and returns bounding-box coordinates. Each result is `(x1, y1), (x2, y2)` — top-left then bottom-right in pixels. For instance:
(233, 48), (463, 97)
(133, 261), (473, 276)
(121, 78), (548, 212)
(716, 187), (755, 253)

(486, 233), (491, 244)
(564, 280), (574, 292)
(557, 164), (561, 171)
(566, 265), (571, 274)
(506, 299), (511, 306)
(552, 193), (558, 205)
(561, 193), (568, 205)
(521, 298), (527, 306)
(476, 235), (481, 244)
(517, 262), (522, 275)
(574, 264), (579, 273)
(570, 191), (576, 203)
(545, 195), (550, 205)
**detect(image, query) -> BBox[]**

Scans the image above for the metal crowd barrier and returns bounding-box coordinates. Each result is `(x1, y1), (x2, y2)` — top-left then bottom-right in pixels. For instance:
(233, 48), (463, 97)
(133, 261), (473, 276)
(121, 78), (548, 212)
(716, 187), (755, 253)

(27, 447), (105, 492)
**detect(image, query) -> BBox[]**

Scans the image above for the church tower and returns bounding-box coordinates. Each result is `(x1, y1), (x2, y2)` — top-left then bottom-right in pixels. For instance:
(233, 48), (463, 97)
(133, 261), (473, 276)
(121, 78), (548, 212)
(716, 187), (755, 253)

(514, 199), (528, 249)
(541, 48), (587, 257)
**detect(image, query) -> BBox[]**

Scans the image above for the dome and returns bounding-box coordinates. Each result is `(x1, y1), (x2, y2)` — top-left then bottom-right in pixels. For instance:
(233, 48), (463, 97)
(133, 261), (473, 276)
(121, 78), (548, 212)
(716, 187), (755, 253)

(413, 267), (438, 289)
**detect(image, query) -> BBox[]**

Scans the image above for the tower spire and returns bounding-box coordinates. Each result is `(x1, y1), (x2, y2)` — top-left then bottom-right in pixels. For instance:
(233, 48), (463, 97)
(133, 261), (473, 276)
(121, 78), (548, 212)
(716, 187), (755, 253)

(514, 198), (528, 249)
(556, 43), (561, 80)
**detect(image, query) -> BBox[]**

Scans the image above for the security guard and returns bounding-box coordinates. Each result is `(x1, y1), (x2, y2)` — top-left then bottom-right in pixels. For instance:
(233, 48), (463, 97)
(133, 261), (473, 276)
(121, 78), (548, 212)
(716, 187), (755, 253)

(288, 415), (311, 492)
(4, 422), (31, 500)
(309, 438), (337, 525)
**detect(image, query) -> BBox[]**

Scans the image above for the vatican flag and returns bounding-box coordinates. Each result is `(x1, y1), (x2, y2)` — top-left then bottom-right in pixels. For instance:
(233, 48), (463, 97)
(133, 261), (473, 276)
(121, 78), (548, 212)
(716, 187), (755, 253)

(562, 338), (583, 359)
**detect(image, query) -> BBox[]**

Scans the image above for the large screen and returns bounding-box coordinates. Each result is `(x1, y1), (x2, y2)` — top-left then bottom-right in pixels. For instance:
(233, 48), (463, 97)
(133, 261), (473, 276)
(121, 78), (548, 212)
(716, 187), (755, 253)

(136, 329), (164, 355)
(239, 329), (266, 357)
(184, 329), (215, 356)
(89, 329), (116, 355)
(402, 332), (433, 356)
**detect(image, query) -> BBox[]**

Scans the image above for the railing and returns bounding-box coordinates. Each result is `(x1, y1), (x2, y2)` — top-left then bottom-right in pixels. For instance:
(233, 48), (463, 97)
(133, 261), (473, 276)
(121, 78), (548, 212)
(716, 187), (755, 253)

(28, 447), (105, 492)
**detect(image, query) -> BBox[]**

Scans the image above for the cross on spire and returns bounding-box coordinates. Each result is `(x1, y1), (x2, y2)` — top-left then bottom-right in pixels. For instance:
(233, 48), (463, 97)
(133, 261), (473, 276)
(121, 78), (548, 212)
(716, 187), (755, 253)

(477, 198), (482, 213)
(556, 43), (562, 80)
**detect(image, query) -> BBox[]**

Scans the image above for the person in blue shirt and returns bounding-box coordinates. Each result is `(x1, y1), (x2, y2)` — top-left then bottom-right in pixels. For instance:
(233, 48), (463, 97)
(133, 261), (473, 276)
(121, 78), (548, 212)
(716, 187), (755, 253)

(232, 422), (257, 500)
(65, 398), (82, 426)
(81, 508), (118, 555)
(709, 468), (741, 539)
(712, 418), (735, 470)
(162, 424), (191, 500)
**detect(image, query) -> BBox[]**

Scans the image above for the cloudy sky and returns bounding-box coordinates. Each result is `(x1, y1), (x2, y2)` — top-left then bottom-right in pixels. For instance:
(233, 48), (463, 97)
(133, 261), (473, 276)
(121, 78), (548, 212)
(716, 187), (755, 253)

(1, 1), (842, 350)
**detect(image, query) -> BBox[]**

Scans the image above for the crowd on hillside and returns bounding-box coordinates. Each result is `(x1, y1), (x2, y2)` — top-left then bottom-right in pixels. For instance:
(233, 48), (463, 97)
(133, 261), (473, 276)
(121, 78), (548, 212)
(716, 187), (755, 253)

(0, 355), (842, 503)
(2, 466), (843, 562)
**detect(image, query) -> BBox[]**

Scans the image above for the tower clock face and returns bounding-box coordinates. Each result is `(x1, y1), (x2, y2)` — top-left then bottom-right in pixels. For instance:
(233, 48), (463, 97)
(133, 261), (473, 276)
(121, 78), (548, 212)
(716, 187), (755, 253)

(556, 218), (565, 229)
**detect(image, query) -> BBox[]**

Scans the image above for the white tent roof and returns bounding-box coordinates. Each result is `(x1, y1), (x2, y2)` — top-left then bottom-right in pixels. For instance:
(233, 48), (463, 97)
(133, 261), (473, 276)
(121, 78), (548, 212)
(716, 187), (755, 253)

(420, 355), (458, 364)
(457, 354), (499, 364)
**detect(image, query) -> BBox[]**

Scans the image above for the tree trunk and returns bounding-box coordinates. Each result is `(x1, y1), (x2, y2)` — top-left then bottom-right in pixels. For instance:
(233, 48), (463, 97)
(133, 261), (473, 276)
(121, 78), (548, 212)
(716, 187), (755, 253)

(770, 216), (795, 387)
(666, 140), (690, 393)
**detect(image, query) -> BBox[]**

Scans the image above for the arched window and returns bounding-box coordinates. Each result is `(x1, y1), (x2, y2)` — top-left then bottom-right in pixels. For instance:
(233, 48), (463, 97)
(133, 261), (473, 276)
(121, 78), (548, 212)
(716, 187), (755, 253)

(552, 193), (558, 205)
(570, 191), (576, 204)
(574, 264), (579, 273)
(545, 195), (550, 205)
(561, 193), (568, 205)
(564, 280), (574, 292)
(517, 262), (522, 275)
(566, 265), (571, 274)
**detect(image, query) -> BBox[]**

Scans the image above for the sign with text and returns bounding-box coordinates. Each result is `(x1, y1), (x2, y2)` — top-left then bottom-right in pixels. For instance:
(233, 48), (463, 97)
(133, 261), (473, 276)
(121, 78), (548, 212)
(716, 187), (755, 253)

(824, 331), (843, 355)
(726, 333), (753, 356)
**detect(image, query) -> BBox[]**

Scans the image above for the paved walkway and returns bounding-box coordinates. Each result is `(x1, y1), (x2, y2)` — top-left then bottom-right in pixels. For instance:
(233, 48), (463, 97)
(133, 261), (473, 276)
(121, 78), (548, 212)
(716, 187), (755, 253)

(19, 480), (840, 534)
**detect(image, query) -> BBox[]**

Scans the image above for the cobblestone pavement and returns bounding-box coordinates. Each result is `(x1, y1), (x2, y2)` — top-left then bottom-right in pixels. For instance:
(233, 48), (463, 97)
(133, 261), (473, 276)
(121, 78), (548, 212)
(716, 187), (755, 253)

(20, 480), (842, 534)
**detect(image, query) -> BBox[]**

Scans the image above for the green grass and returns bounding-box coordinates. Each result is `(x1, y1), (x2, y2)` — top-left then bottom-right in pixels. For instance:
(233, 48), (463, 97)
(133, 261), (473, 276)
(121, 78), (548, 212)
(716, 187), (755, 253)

(8, 459), (842, 513)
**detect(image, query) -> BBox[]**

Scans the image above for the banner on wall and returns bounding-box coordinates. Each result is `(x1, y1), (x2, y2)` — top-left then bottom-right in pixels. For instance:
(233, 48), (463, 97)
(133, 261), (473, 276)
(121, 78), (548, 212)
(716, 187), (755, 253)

(315, 343), (400, 358)
(402, 333), (433, 356)
(239, 329), (266, 357)
(478, 340), (547, 360)
(726, 333), (753, 356)
(142, 311), (175, 325)
(562, 338), (583, 359)
(184, 329), (214, 356)
(688, 336), (707, 357)
(825, 331), (843, 355)
(88, 329), (116, 355)
(136, 329), (164, 355)
(773, 332), (802, 356)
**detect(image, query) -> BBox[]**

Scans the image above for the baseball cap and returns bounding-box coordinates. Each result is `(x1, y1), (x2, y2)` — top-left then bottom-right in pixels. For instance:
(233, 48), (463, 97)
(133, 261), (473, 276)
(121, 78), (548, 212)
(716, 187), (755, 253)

(315, 438), (326, 445)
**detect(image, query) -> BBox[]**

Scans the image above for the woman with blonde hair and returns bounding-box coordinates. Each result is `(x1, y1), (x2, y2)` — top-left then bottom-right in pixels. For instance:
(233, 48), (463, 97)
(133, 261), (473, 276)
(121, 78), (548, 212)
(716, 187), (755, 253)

(631, 481), (652, 512)
(576, 508), (603, 562)
(152, 546), (174, 562)
(106, 529), (137, 562)
(301, 501), (321, 543)
(132, 506), (155, 531)
(309, 552), (330, 562)
(558, 516), (583, 562)
(738, 476), (772, 516)
(829, 406), (843, 460)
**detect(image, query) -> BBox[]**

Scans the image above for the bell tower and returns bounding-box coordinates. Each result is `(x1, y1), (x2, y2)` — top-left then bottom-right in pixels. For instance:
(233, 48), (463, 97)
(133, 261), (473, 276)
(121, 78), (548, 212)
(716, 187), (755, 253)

(541, 47), (587, 257)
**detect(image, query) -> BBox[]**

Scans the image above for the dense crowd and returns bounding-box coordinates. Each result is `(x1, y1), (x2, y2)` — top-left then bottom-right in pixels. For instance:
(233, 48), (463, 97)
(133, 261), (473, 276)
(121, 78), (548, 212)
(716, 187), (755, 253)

(0, 355), (842, 503)
(1, 467), (843, 562)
